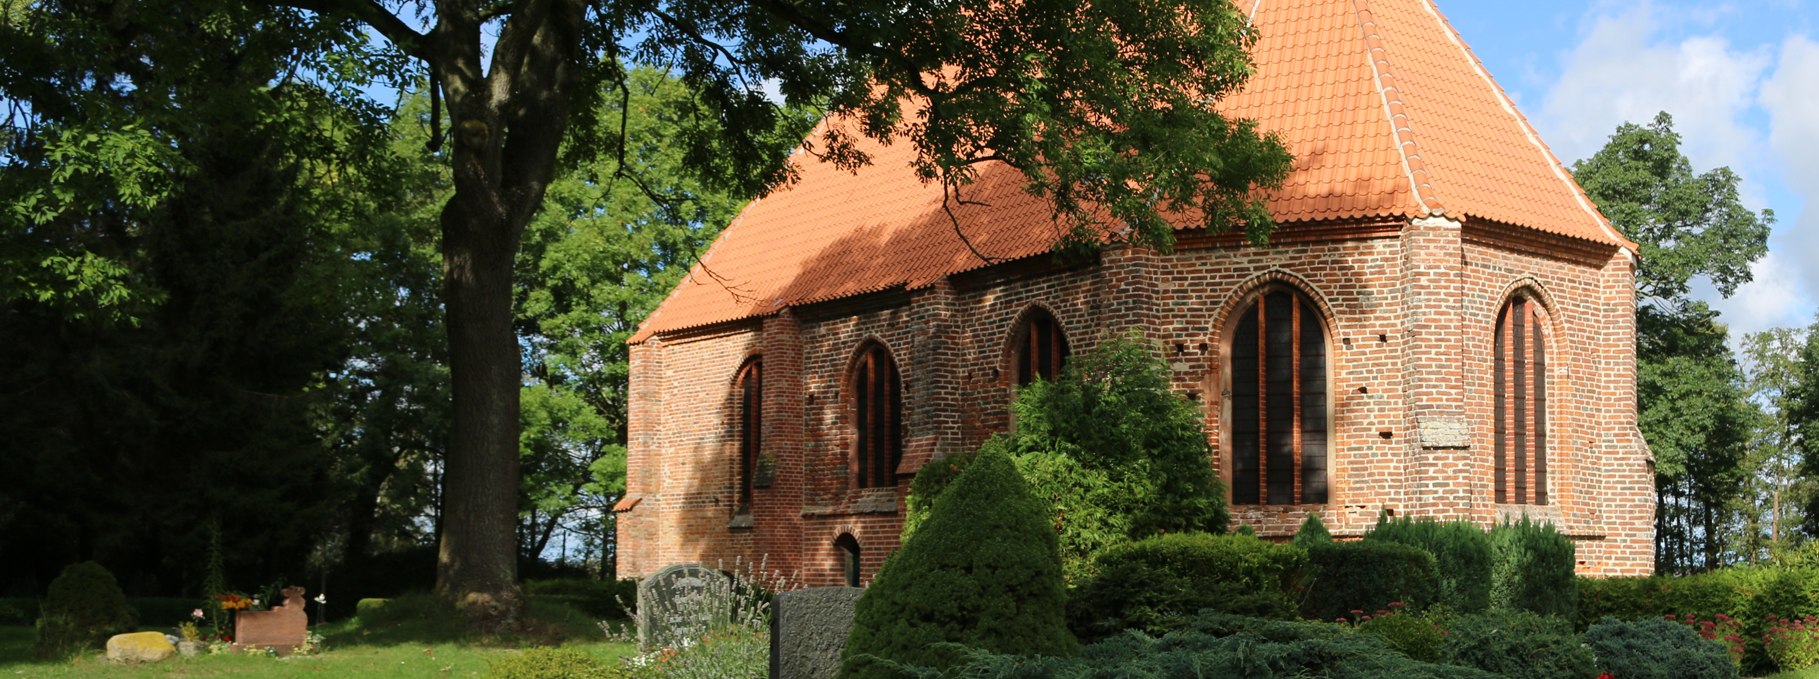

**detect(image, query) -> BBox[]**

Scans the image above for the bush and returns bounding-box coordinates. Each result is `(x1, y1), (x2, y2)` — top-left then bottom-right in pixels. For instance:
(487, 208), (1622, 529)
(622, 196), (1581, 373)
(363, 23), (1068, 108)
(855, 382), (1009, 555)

(1367, 516), (1491, 613)
(840, 446), (1076, 678)
(1293, 511), (1332, 548)
(1765, 615), (1819, 671)
(914, 620), (1496, 679)
(1439, 609), (1596, 679)
(486, 647), (614, 679)
(1350, 605), (1445, 663)
(0, 598), (34, 625)
(1489, 517), (1576, 618)
(33, 561), (135, 659)
(628, 626), (768, 679)
(993, 333), (1228, 581)
(1586, 617), (1737, 679)
(1067, 532), (1305, 640)
(1301, 541), (1436, 621)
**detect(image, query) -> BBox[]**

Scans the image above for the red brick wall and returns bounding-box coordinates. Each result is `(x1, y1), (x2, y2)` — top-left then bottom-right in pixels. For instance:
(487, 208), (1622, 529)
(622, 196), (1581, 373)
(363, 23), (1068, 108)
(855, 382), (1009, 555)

(618, 218), (1654, 582)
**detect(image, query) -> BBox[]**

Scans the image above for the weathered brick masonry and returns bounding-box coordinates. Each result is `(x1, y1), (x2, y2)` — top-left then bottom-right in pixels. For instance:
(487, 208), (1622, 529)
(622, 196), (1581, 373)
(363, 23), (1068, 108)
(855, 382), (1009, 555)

(616, 0), (1657, 584)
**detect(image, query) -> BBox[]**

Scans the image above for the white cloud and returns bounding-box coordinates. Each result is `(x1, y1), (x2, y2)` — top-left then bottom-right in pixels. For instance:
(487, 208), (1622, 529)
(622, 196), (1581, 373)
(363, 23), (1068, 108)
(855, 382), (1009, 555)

(1535, 2), (1770, 176)
(1747, 33), (1819, 334)
(1534, 2), (1817, 339)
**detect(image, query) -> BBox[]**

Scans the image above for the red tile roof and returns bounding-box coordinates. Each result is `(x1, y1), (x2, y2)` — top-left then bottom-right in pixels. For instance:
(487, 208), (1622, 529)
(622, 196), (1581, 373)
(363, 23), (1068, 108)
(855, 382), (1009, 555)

(631, 0), (1633, 343)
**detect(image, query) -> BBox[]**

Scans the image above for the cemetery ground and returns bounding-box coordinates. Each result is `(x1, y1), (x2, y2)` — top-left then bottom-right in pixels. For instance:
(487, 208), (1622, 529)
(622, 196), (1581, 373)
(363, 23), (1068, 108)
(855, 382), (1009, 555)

(0, 592), (636, 678)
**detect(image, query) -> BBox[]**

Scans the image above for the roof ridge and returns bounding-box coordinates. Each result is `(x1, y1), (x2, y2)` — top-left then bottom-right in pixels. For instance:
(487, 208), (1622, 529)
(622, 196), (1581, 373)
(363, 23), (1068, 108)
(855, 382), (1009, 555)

(1350, 0), (1443, 216)
(1410, 0), (1636, 250)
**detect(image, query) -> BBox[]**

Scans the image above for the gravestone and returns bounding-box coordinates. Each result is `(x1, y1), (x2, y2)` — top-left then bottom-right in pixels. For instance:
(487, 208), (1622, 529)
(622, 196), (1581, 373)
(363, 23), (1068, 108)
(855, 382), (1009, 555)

(770, 587), (863, 679)
(636, 563), (732, 650)
(233, 586), (309, 655)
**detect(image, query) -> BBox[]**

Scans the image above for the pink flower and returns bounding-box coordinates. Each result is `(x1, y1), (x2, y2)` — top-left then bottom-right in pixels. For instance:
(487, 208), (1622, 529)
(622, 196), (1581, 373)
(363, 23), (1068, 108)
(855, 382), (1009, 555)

(190, 609), (204, 620)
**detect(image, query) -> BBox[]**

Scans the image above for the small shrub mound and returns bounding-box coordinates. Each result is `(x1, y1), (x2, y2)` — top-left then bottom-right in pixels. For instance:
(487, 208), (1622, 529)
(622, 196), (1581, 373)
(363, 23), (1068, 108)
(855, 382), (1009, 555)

(1367, 516), (1492, 613)
(1489, 517), (1576, 618)
(1349, 604), (1445, 663)
(1293, 511), (1332, 548)
(1439, 610), (1595, 679)
(1301, 541), (1436, 621)
(1586, 617), (1737, 679)
(840, 447), (1076, 678)
(486, 647), (612, 679)
(1068, 532), (1306, 640)
(33, 561), (135, 659)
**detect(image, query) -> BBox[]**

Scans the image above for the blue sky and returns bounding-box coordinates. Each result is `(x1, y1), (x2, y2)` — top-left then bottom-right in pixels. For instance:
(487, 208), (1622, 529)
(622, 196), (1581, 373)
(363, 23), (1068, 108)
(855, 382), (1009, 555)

(1440, 0), (1818, 342)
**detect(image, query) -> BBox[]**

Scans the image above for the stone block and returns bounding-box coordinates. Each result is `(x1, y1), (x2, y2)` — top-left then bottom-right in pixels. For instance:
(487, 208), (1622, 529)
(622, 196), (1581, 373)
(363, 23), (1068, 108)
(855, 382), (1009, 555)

(770, 587), (863, 679)
(233, 586), (308, 655)
(106, 631), (175, 663)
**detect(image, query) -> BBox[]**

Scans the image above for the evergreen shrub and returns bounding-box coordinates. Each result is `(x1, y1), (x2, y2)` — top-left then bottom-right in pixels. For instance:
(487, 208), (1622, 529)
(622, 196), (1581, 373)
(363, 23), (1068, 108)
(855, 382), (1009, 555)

(1067, 532), (1305, 640)
(840, 447), (1076, 678)
(1301, 541), (1436, 621)
(33, 561), (136, 659)
(1489, 517), (1576, 618)
(1350, 605), (1446, 663)
(912, 616), (1495, 679)
(1438, 609), (1596, 679)
(1292, 511), (1332, 548)
(1586, 616), (1737, 679)
(1367, 516), (1491, 612)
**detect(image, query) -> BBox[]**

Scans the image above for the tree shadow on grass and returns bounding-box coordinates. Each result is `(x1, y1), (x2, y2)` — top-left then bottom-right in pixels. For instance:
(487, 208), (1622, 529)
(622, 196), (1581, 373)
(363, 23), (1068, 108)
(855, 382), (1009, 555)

(321, 593), (618, 649)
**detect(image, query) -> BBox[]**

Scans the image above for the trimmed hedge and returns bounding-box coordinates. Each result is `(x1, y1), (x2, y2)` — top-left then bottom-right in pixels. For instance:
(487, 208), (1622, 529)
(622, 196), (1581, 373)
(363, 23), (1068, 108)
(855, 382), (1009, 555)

(1489, 517), (1575, 618)
(1067, 532), (1306, 640)
(1576, 566), (1819, 674)
(1586, 616), (1737, 679)
(1367, 516), (1492, 613)
(523, 578), (639, 619)
(840, 447), (1076, 678)
(1439, 610), (1596, 679)
(1301, 541), (1437, 621)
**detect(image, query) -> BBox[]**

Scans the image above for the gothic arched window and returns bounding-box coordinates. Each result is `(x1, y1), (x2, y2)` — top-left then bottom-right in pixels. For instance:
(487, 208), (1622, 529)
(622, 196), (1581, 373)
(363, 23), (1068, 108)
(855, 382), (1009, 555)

(1494, 293), (1548, 505)
(1012, 308), (1070, 386)
(1227, 286), (1329, 505)
(851, 342), (903, 489)
(734, 358), (762, 515)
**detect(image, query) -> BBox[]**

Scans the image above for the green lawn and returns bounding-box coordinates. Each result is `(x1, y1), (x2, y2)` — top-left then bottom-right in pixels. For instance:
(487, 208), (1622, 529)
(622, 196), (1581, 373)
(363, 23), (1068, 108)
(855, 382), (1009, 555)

(0, 595), (638, 678)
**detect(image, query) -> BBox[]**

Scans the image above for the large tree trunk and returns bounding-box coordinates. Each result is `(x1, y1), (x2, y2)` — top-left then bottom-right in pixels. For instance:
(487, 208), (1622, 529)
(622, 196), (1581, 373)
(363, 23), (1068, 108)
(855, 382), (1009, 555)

(435, 201), (526, 629)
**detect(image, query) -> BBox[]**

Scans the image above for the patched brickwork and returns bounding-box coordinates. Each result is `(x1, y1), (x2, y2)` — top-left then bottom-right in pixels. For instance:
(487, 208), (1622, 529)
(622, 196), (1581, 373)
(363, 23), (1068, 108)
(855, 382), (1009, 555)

(618, 219), (1656, 584)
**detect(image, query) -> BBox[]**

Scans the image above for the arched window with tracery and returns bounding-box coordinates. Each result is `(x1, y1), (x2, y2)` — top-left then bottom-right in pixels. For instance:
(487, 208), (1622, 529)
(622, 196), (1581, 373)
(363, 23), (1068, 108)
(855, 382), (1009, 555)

(1011, 308), (1070, 386)
(851, 341), (903, 489)
(734, 358), (762, 515)
(1227, 286), (1329, 505)
(1494, 293), (1548, 505)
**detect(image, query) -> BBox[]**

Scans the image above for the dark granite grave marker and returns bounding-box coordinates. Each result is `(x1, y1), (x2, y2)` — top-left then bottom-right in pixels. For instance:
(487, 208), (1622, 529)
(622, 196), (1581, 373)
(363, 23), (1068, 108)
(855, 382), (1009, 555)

(770, 587), (863, 679)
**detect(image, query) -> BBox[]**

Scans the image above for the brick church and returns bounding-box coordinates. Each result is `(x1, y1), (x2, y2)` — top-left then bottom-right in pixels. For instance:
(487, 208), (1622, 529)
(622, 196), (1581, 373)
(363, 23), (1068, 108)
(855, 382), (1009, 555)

(615, 0), (1656, 586)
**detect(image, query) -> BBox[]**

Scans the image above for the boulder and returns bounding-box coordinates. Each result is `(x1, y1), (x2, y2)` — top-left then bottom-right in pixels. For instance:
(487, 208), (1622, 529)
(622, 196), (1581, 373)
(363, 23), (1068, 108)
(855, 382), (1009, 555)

(106, 631), (175, 663)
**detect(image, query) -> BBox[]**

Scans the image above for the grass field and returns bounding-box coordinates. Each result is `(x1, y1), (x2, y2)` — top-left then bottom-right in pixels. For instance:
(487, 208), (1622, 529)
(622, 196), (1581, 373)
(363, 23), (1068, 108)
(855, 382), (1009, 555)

(0, 595), (637, 678)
